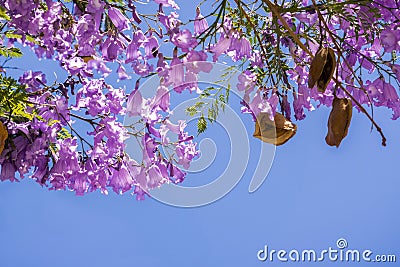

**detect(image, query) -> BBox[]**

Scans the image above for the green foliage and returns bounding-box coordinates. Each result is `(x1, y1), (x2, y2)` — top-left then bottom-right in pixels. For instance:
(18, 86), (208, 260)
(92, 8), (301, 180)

(185, 66), (236, 134)
(186, 84), (230, 134)
(0, 46), (22, 58)
(0, 75), (33, 123)
(197, 115), (207, 135)
(0, 6), (10, 21)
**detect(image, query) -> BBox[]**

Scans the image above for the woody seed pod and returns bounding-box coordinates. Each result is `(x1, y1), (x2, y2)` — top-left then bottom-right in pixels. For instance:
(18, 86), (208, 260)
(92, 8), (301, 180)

(308, 47), (336, 93)
(0, 121), (8, 155)
(325, 97), (352, 147)
(253, 112), (297, 146)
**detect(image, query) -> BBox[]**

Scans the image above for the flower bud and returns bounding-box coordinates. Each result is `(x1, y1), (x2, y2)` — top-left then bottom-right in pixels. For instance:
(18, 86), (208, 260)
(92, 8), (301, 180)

(253, 112), (297, 146)
(325, 97), (352, 147)
(308, 47), (336, 93)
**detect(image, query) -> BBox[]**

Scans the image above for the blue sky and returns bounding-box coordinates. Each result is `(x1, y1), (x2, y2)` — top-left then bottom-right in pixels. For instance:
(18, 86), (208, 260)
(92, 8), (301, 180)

(1, 1), (400, 266)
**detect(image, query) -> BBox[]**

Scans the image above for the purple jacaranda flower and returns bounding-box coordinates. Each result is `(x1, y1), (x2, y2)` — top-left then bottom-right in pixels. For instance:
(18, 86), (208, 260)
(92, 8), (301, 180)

(248, 91), (274, 119)
(87, 164), (109, 195)
(49, 173), (67, 191)
(171, 29), (198, 52)
(389, 101), (400, 120)
(87, 58), (112, 76)
(108, 7), (130, 31)
(70, 172), (88, 196)
(141, 98), (161, 122)
(184, 50), (212, 74)
(66, 57), (86, 75)
(133, 30), (147, 47)
(295, 12), (317, 24)
(109, 163), (134, 194)
(147, 124), (162, 138)
(130, 5), (142, 24)
(282, 95), (292, 120)
(175, 140), (198, 169)
(86, 0), (105, 21)
(170, 49), (185, 92)
(194, 7), (208, 35)
(380, 26), (400, 52)
(144, 34), (159, 59)
(117, 64), (130, 80)
(50, 138), (81, 191)
(31, 156), (49, 183)
(165, 120), (186, 134)
(101, 36), (124, 61)
(147, 164), (167, 188)
(250, 50), (262, 68)
(142, 134), (157, 165)
(153, 85), (170, 112)
(6, 0), (36, 17)
(293, 91), (306, 120)
(346, 85), (370, 112)
(87, 94), (106, 116)
(391, 64), (400, 81)
(106, 87), (125, 114)
(125, 41), (141, 64)
(135, 168), (148, 192)
(237, 70), (256, 93)
(75, 14), (100, 40)
(154, 0), (180, 9)
(157, 160), (170, 179)
(158, 11), (181, 34)
(133, 185), (147, 200)
(90, 142), (109, 160)
(228, 36), (251, 61)
(382, 80), (399, 104)
(159, 124), (170, 145)
(0, 161), (17, 182)
(211, 35), (231, 62)
(97, 117), (126, 152)
(131, 60), (154, 76)
(184, 70), (200, 93)
(169, 163), (186, 183)
(19, 71), (47, 92)
(157, 53), (171, 83)
(367, 77), (400, 111)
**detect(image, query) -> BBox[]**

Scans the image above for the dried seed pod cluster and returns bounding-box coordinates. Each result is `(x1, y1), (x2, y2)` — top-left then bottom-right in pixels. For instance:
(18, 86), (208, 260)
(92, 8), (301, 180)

(308, 47), (336, 93)
(253, 112), (297, 146)
(325, 97), (352, 147)
(0, 121), (8, 155)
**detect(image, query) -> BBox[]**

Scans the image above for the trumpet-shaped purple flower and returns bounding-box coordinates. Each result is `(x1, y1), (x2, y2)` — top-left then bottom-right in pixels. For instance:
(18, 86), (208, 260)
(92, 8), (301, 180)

(117, 64), (130, 80)
(0, 162), (17, 182)
(380, 26), (400, 52)
(144, 34), (159, 59)
(108, 7), (130, 31)
(194, 7), (208, 35)
(109, 163), (134, 194)
(171, 29), (198, 52)
(184, 50), (212, 74)
(154, 0), (180, 9)
(211, 36), (231, 62)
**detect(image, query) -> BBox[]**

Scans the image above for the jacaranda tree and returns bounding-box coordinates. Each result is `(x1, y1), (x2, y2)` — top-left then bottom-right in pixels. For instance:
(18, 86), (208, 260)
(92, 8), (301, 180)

(0, 0), (399, 199)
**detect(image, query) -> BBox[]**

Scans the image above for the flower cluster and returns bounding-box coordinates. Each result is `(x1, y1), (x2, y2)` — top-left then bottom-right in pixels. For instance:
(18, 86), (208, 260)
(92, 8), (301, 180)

(0, 0), (399, 197)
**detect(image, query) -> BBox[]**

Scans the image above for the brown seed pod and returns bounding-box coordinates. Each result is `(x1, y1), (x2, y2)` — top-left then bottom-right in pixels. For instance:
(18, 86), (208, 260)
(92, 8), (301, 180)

(0, 121), (8, 155)
(325, 97), (352, 147)
(308, 47), (336, 93)
(253, 112), (297, 146)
